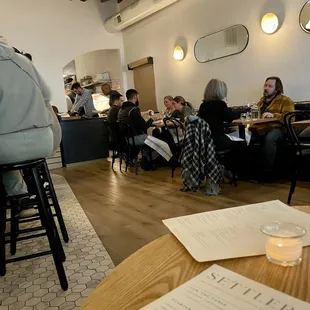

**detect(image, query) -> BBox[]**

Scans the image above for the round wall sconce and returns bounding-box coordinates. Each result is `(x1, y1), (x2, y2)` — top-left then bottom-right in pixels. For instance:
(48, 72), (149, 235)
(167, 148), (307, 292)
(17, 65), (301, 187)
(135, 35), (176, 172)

(173, 46), (184, 61)
(261, 13), (279, 34)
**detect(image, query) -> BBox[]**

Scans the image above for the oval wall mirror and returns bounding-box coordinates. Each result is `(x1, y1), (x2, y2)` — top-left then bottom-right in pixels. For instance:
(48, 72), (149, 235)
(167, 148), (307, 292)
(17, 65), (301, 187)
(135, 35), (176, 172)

(194, 24), (249, 63)
(300, 1), (310, 33)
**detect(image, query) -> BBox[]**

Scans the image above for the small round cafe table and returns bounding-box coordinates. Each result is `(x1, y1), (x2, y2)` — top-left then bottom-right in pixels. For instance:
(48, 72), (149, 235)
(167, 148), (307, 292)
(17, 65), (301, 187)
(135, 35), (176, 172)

(82, 206), (310, 310)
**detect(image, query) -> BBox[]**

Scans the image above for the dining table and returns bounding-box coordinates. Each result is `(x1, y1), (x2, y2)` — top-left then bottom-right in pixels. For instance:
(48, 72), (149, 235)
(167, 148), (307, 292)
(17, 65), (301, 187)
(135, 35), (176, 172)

(232, 117), (279, 139)
(82, 206), (310, 310)
(292, 119), (310, 128)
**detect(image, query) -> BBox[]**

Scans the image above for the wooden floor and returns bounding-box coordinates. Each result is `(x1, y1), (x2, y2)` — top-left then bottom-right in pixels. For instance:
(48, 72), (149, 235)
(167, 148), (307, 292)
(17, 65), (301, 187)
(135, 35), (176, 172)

(54, 159), (310, 265)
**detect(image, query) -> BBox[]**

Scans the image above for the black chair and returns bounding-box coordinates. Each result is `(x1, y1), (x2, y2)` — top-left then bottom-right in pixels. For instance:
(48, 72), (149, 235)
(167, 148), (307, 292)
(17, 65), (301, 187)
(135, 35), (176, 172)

(163, 118), (184, 178)
(105, 121), (124, 171)
(216, 149), (238, 187)
(118, 122), (142, 175)
(284, 111), (310, 205)
(0, 159), (68, 290)
(212, 124), (239, 187)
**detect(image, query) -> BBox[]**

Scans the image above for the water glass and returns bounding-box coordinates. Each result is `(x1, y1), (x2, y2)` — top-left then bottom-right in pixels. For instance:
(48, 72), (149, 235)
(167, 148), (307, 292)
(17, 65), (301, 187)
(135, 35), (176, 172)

(240, 113), (247, 123)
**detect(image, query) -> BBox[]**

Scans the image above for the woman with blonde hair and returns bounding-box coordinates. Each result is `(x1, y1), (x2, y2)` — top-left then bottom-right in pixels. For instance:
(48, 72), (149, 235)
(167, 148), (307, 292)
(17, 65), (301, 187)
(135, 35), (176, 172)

(198, 78), (234, 151)
(163, 95), (174, 116)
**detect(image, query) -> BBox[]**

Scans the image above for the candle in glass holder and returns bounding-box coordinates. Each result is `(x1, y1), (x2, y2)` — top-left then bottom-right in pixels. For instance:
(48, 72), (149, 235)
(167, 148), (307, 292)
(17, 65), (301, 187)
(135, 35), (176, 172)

(261, 222), (306, 267)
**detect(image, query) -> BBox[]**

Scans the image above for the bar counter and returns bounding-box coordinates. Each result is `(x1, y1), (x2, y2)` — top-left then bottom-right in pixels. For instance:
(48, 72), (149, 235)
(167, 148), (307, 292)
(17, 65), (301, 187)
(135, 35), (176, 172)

(59, 116), (109, 166)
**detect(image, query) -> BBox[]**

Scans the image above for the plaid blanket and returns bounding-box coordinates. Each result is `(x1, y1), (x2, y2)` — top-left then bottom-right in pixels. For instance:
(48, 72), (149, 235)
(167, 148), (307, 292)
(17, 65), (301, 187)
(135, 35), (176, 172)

(181, 115), (222, 190)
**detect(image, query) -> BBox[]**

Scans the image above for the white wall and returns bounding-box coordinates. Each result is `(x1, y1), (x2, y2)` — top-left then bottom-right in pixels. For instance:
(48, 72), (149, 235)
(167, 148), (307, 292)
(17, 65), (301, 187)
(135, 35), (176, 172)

(63, 60), (76, 77)
(0, 0), (124, 111)
(75, 49), (122, 83)
(119, 0), (137, 10)
(122, 0), (310, 109)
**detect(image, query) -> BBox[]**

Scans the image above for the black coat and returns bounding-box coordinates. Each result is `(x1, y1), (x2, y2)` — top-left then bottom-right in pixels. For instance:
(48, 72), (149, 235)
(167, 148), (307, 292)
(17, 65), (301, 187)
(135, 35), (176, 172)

(117, 101), (152, 135)
(198, 100), (234, 136)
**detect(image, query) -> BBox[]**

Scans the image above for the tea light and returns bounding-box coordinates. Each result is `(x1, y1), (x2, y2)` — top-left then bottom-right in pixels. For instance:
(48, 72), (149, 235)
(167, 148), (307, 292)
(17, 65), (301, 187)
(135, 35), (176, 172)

(261, 222), (307, 267)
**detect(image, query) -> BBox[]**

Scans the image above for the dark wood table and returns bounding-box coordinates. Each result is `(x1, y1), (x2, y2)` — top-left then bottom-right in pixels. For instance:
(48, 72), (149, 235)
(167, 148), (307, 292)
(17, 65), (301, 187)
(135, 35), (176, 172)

(292, 120), (310, 128)
(232, 118), (279, 139)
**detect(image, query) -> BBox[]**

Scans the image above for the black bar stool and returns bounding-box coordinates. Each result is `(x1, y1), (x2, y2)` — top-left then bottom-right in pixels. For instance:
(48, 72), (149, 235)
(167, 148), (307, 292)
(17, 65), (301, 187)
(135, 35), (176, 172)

(17, 160), (69, 244)
(0, 158), (68, 290)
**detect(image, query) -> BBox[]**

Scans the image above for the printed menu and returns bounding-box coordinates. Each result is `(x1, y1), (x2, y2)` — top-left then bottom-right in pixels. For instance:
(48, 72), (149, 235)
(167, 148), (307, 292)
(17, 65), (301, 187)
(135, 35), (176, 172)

(141, 264), (309, 309)
(163, 200), (310, 262)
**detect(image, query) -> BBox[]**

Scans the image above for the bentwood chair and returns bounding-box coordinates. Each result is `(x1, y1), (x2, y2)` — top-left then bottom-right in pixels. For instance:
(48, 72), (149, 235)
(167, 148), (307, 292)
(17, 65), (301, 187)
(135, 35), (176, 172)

(118, 122), (141, 175)
(106, 121), (124, 171)
(284, 111), (310, 205)
(163, 118), (184, 178)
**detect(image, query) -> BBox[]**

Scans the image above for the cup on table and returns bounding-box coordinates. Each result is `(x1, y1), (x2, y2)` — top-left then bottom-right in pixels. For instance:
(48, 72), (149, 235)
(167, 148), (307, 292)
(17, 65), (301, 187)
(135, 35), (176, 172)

(261, 222), (307, 267)
(240, 113), (247, 124)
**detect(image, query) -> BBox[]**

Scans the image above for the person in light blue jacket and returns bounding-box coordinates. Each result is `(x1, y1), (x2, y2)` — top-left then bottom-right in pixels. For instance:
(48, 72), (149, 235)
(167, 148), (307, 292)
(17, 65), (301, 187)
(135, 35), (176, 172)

(0, 35), (61, 200)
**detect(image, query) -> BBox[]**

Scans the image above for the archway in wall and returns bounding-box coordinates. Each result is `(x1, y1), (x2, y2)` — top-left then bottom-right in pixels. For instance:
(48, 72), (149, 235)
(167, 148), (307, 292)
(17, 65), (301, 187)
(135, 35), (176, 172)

(63, 49), (123, 112)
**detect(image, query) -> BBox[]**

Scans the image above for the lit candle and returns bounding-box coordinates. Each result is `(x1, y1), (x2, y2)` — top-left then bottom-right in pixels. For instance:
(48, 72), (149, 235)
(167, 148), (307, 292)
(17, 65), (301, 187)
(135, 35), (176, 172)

(261, 222), (306, 267)
(265, 237), (302, 263)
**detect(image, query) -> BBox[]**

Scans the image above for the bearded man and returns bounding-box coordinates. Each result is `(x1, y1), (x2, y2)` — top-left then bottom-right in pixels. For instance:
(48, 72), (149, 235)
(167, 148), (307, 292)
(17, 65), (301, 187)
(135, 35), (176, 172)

(249, 77), (294, 180)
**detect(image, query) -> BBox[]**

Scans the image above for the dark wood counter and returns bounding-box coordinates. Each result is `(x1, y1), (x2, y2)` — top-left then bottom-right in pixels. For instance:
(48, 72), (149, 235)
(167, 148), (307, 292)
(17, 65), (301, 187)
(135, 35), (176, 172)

(59, 117), (109, 166)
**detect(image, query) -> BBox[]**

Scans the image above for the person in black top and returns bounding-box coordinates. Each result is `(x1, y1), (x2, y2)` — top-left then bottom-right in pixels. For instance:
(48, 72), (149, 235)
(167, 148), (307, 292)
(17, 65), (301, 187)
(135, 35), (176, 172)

(117, 89), (153, 143)
(107, 92), (124, 125)
(198, 79), (245, 179)
(198, 79), (234, 151)
(118, 89), (174, 170)
(101, 83), (115, 97)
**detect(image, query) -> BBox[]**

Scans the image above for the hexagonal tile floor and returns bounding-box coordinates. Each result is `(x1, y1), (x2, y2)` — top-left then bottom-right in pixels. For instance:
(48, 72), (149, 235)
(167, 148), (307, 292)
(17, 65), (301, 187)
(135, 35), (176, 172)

(0, 174), (115, 310)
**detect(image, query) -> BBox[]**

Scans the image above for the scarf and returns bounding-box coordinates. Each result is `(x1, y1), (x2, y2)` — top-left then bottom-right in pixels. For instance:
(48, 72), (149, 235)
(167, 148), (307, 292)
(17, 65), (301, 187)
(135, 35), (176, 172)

(261, 93), (278, 114)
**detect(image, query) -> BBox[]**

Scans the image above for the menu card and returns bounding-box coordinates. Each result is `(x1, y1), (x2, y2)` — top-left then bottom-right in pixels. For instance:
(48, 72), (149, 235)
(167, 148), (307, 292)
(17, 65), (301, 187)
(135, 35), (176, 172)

(141, 264), (309, 309)
(163, 200), (310, 262)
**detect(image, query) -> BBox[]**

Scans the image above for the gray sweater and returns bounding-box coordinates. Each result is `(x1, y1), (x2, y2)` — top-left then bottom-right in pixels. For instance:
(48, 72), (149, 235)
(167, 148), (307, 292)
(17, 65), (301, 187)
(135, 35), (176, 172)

(0, 43), (53, 135)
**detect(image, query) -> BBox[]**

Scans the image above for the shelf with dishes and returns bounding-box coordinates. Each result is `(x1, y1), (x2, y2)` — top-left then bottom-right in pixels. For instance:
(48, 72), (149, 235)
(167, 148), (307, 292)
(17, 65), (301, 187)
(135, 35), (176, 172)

(82, 80), (112, 89)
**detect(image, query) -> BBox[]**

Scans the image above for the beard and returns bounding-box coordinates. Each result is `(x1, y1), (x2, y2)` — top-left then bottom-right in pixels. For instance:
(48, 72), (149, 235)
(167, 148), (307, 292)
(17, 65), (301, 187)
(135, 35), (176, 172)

(264, 90), (277, 99)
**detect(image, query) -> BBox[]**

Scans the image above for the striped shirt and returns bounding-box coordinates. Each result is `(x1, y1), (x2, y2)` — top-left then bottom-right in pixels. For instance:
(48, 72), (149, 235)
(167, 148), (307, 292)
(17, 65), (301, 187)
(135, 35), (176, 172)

(71, 89), (96, 117)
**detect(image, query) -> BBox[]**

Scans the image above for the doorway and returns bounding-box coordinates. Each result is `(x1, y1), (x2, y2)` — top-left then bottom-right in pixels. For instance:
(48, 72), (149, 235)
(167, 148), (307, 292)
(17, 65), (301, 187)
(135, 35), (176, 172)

(128, 57), (157, 112)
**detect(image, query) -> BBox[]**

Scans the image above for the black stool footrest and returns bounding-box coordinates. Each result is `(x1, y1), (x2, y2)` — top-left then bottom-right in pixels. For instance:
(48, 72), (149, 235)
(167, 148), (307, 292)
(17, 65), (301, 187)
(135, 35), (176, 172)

(6, 250), (52, 264)
(0, 158), (69, 290)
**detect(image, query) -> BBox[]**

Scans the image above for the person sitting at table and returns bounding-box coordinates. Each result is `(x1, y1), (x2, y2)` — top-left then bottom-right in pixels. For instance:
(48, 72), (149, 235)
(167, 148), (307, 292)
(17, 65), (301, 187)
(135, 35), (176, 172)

(172, 96), (193, 122)
(163, 96), (175, 117)
(198, 79), (235, 151)
(174, 96), (194, 110)
(107, 91), (124, 125)
(198, 79), (243, 180)
(118, 89), (172, 169)
(249, 77), (294, 181)
(70, 83), (98, 118)
(118, 89), (153, 137)
(152, 97), (181, 155)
